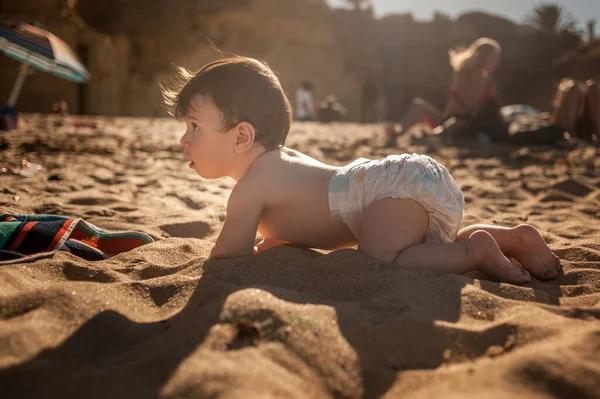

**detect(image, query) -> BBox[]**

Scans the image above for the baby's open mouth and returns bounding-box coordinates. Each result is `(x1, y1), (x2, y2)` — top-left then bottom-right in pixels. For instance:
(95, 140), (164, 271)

(183, 152), (195, 168)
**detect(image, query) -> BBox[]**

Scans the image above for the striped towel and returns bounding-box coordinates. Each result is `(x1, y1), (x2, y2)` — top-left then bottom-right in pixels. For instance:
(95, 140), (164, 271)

(0, 212), (154, 265)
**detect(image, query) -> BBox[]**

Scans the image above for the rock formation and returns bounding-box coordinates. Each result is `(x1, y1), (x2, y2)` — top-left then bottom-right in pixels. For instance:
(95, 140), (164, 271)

(0, 1), (590, 120)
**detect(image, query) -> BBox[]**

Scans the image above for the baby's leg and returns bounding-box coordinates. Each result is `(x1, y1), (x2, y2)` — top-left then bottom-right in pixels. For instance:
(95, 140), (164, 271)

(358, 198), (530, 284)
(455, 224), (561, 280)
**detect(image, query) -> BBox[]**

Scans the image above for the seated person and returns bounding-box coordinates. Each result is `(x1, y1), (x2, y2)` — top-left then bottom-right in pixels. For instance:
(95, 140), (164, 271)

(491, 78), (598, 146)
(386, 37), (503, 146)
(318, 95), (347, 123)
(295, 81), (316, 121)
(51, 100), (69, 116)
(577, 79), (600, 143)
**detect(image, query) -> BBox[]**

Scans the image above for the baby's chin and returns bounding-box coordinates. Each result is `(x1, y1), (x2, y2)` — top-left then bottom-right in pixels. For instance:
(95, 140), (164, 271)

(188, 161), (203, 176)
(192, 164), (221, 180)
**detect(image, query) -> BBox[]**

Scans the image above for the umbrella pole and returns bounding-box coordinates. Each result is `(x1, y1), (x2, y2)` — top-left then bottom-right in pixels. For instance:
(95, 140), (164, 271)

(7, 63), (30, 107)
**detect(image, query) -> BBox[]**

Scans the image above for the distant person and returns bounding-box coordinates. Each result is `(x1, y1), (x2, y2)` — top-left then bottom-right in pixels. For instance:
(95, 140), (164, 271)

(577, 79), (600, 142)
(385, 37), (503, 146)
(167, 56), (561, 284)
(490, 78), (598, 146)
(524, 78), (598, 144)
(51, 101), (69, 116)
(50, 100), (70, 127)
(295, 81), (315, 121)
(318, 95), (347, 123)
(360, 75), (378, 123)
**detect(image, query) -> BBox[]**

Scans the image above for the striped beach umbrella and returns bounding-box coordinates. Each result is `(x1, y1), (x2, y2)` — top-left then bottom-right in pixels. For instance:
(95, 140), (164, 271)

(0, 20), (90, 107)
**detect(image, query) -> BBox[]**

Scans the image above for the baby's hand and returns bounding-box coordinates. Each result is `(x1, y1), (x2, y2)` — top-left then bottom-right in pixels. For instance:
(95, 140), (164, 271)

(254, 237), (288, 254)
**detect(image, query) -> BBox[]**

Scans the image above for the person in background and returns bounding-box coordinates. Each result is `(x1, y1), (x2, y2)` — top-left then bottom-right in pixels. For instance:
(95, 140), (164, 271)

(577, 80), (600, 142)
(385, 38), (503, 146)
(360, 75), (378, 123)
(51, 100), (69, 116)
(295, 81), (315, 121)
(318, 95), (347, 123)
(494, 78), (599, 146)
(536, 78), (599, 144)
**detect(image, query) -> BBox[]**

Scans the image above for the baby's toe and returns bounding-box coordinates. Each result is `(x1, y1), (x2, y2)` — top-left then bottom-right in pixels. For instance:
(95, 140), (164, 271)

(540, 256), (562, 280)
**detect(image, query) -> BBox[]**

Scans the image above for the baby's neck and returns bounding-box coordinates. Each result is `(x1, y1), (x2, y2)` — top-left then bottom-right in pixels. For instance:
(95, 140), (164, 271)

(229, 145), (273, 182)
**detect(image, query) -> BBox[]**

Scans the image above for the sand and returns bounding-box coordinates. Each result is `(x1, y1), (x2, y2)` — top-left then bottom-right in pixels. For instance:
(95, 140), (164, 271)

(0, 114), (599, 398)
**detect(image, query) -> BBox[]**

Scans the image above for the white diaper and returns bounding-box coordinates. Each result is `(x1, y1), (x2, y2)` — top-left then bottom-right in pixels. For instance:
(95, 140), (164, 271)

(328, 154), (464, 243)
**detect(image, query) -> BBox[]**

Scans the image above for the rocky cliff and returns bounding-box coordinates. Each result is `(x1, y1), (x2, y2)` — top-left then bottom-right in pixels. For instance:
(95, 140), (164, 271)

(0, 1), (591, 119)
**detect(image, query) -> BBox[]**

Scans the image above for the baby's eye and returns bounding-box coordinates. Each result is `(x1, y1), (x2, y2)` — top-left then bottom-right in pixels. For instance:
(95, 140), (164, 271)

(191, 123), (199, 132)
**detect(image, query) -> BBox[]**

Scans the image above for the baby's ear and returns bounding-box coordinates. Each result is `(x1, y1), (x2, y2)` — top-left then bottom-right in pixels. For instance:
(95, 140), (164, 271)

(233, 122), (256, 154)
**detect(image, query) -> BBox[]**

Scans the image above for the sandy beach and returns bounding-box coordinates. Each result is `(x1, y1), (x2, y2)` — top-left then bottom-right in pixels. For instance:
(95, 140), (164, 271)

(0, 114), (599, 398)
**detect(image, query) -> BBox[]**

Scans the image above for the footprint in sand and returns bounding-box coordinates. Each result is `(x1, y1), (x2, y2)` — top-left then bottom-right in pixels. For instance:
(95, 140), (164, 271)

(85, 209), (116, 217)
(160, 221), (211, 239)
(69, 197), (118, 206)
(0, 296), (45, 320)
(112, 206), (138, 213)
(63, 262), (116, 283)
(166, 194), (206, 210)
(551, 178), (594, 197)
(226, 310), (286, 350)
(179, 197), (205, 210)
(580, 207), (600, 218)
(536, 190), (577, 203)
(554, 246), (600, 262)
(148, 284), (181, 307)
(91, 176), (127, 185)
(35, 204), (66, 214)
(136, 179), (160, 188)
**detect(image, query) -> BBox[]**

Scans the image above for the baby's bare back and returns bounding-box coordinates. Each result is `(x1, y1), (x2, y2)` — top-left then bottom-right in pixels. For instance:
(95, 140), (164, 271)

(250, 148), (357, 249)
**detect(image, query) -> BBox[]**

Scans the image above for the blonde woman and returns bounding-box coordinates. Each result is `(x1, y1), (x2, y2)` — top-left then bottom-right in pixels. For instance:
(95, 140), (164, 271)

(386, 37), (503, 145)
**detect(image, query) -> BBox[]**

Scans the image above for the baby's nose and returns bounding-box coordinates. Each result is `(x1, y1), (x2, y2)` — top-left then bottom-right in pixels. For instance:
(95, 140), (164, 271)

(180, 133), (189, 148)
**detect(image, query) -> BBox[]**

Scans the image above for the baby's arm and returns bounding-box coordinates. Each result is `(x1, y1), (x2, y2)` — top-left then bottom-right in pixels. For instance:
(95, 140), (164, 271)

(210, 183), (262, 259)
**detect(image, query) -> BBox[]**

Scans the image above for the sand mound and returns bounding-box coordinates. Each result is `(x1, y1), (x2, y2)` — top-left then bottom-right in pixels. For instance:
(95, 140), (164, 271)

(0, 115), (599, 398)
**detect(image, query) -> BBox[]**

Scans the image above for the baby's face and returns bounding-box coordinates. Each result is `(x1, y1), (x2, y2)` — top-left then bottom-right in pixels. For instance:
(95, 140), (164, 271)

(180, 94), (235, 179)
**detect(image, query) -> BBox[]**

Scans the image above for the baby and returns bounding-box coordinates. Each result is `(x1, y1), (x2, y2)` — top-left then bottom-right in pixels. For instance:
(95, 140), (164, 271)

(164, 56), (561, 284)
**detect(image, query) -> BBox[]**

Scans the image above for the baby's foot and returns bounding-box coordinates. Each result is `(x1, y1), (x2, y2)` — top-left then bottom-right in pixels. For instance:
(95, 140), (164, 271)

(466, 230), (531, 284)
(509, 224), (561, 280)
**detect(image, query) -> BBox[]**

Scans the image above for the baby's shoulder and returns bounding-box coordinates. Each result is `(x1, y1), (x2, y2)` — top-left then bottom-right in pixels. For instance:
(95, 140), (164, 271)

(243, 148), (330, 192)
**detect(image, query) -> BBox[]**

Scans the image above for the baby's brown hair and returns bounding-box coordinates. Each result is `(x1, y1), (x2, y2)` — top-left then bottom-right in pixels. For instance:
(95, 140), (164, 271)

(162, 56), (292, 150)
